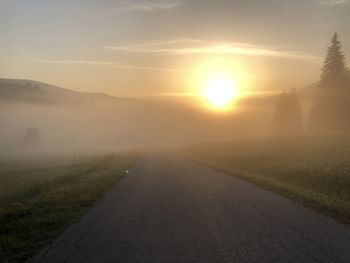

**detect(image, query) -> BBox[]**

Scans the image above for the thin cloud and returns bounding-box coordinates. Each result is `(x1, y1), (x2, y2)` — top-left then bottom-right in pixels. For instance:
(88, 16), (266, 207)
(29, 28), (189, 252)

(100, 0), (181, 16)
(110, 65), (188, 72)
(104, 39), (320, 60)
(34, 59), (118, 66)
(102, 38), (204, 53)
(319, 0), (347, 5)
(265, 0), (347, 7)
(123, 0), (181, 11)
(132, 38), (204, 47)
(33, 59), (186, 72)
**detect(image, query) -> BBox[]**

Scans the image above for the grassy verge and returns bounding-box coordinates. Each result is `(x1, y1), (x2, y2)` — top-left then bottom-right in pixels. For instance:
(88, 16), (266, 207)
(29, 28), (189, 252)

(187, 136), (350, 224)
(0, 154), (135, 263)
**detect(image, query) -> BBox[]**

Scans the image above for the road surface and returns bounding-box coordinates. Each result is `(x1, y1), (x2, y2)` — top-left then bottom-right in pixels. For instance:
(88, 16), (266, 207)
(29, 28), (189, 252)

(31, 156), (350, 263)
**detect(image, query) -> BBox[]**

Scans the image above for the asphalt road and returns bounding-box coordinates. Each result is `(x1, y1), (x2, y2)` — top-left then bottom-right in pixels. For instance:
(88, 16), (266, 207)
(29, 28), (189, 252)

(31, 156), (350, 263)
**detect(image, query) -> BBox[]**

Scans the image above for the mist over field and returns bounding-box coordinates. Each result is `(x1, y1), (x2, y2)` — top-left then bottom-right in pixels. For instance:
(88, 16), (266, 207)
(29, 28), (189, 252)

(0, 78), (317, 158)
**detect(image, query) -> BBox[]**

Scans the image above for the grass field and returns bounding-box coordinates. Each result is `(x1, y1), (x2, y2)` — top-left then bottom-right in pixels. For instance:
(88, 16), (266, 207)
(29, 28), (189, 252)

(187, 135), (350, 224)
(0, 154), (135, 263)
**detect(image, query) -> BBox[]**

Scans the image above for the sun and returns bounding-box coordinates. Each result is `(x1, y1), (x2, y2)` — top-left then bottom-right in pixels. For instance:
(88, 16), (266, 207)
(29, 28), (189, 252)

(203, 73), (238, 110)
(187, 58), (250, 112)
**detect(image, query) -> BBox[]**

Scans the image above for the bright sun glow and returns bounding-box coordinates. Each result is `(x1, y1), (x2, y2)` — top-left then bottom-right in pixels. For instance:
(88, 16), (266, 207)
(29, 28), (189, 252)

(203, 73), (238, 110)
(188, 58), (250, 112)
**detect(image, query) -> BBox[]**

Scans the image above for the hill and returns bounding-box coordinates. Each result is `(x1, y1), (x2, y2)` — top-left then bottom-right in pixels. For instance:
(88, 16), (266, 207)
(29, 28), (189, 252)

(0, 78), (133, 106)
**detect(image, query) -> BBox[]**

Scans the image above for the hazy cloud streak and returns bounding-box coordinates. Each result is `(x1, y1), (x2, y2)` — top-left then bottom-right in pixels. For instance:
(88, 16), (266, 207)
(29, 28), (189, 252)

(110, 65), (188, 72)
(319, 0), (347, 5)
(104, 39), (320, 59)
(99, 0), (181, 16)
(34, 59), (118, 66)
(33, 59), (187, 72)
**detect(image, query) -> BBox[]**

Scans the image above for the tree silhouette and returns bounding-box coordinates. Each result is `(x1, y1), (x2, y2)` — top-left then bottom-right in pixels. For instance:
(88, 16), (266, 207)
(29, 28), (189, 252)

(309, 33), (350, 132)
(21, 127), (41, 147)
(320, 33), (349, 89)
(273, 89), (303, 136)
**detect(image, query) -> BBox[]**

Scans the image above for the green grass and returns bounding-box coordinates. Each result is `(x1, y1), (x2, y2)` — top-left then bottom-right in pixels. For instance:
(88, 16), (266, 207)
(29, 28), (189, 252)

(0, 154), (135, 263)
(187, 135), (350, 224)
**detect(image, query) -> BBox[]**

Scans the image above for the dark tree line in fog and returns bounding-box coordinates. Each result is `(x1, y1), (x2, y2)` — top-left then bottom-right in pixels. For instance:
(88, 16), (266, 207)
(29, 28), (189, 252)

(273, 89), (303, 136)
(273, 33), (350, 136)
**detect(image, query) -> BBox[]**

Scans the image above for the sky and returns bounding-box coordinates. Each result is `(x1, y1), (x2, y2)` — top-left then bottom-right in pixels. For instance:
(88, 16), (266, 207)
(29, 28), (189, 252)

(1, 0), (350, 97)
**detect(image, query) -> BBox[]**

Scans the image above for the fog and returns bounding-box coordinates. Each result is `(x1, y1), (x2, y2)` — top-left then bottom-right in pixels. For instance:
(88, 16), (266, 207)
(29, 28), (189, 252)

(0, 50), (348, 159)
(0, 79), (315, 158)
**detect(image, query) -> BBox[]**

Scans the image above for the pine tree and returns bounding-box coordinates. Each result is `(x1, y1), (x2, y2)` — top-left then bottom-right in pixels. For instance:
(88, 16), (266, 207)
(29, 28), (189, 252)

(320, 33), (349, 88)
(308, 33), (350, 132)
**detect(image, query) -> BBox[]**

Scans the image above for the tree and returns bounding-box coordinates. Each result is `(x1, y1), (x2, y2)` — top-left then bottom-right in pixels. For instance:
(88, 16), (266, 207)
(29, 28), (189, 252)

(309, 33), (350, 132)
(320, 33), (349, 89)
(272, 89), (303, 136)
(21, 127), (41, 147)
